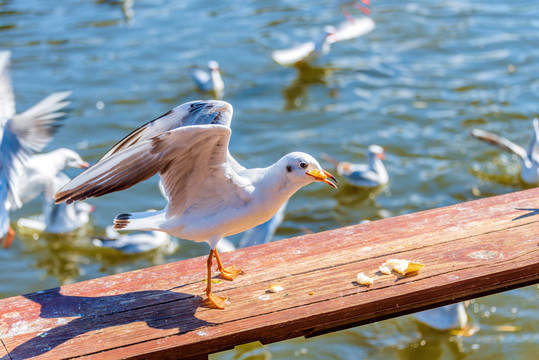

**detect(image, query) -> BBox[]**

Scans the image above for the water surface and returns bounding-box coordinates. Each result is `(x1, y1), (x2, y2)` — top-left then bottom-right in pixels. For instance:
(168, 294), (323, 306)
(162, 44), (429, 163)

(1, 0), (538, 359)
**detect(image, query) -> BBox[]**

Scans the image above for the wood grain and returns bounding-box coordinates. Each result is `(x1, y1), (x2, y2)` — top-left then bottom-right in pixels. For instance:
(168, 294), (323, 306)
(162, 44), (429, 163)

(1, 188), (538, 360)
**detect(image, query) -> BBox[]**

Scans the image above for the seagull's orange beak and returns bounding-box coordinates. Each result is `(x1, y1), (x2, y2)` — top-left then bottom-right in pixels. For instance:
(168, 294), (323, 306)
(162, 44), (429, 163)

(307, 169), (338, 188)
(79, 161), (90, 169)
(377, 153), (385, 160)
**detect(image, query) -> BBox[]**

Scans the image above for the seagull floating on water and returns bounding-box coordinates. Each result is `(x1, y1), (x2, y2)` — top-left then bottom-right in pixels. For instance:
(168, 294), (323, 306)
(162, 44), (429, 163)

(189, 61), (225, 99)
(92, 225), (176, 254)
(0, 50), (71, 248)
(55, 100), (337, 309)
(272, 17), (375, 66)
(17, 172), (94, 234)
(323, 145), (388, 188)
(414, 303), (469, 332)
(471, 119), (539, 185)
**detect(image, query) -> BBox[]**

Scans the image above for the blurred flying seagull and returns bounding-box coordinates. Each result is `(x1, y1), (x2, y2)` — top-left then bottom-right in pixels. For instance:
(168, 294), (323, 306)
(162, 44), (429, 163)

(189, 60), (225, 98)
(471, 119), (539, 185)
(54, 100), (337, 309)
(0, 50), (71, 248)
(323, 145), (388, 188)
(272, 17), (375, 66)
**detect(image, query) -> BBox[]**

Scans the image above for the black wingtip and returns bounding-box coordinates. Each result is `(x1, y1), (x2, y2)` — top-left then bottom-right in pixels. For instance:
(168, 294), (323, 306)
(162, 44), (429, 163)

(113, 213), (131, 230)
(116, 213), (131, 220)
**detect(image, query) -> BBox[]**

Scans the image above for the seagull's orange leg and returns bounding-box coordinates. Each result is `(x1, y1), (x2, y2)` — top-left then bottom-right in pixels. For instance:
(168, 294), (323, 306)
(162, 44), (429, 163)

(214, 248), (242, 281)
(205, 249), (228, 309)
(2, 226), (15, 249)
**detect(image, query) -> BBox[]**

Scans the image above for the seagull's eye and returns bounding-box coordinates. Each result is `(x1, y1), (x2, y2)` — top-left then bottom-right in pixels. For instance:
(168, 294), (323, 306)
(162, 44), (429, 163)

(299, 162), (308, 169)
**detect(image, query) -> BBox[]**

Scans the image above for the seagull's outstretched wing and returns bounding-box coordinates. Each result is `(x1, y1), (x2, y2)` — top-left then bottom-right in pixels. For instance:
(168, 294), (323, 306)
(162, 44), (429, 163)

(100, 100), (233, 161)
(1, 90), (70, 210)
(0, 50), (70, 149)
(10, 91), (71, 152)
(55, 123), (250, 219)
(329, 16), (375, 44)
(0, 50), (15, 123)
(272, 42), (315, 66)
(471, 128), (528, 160)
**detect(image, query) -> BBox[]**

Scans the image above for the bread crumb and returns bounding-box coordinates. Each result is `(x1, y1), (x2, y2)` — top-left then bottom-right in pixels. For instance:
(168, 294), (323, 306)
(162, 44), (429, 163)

(382, 259), (424, 275)
(268, 284), (284, 293)
(379, 264), (392, 275)
(357, 272), (374, 286)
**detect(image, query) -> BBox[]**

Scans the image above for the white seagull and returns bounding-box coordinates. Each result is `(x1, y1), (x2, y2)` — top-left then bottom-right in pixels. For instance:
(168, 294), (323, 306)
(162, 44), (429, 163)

(471, 119), (539, 185)
(414, 303), (469, 332)
(92, 225), (175, 254)
(272, 17), (375, 66)
(0, 50), (71, 248)
(54, 100), (337, 309)
(189, 60), (225, 99)
(9, 148), (89, 209)
(323, 145), (388, 188)
(17, 172), (94, 234)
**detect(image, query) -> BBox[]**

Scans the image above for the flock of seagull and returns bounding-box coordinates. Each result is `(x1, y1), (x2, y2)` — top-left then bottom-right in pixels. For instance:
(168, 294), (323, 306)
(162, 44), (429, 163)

(2, 2), (538, 311)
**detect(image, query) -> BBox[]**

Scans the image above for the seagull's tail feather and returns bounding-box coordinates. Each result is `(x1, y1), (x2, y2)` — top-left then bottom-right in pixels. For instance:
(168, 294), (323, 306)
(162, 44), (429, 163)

(113, 210), (166, 231)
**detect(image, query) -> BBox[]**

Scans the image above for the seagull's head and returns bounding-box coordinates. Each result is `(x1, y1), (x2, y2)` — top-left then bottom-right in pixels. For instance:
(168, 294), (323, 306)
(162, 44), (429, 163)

(323, 25), (337, 36)
(207, 60), (220, 72)
(57, 148), (90, 169)
(323, 25), (337, 39)
(367, 145), (385, 160)
(75, 201), (95, 215)
(282, 152), (337, 189)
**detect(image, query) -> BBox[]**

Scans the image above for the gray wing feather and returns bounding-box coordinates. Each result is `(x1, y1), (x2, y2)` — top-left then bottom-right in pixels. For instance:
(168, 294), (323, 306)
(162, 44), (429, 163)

(189, 67), (211, 91)
(0, 51), (15, 123)
(10, 91), (71, 152)
(99, 100), (233, 161)
(54, 125), (235, 218)
(1, 121), (27, 209)
(471, 128), (527, 160)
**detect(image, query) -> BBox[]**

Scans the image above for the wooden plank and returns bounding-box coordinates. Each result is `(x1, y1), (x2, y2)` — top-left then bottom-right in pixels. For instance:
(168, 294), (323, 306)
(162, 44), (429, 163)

(0, 342), (8, 359)
(0, 187), (538, 360)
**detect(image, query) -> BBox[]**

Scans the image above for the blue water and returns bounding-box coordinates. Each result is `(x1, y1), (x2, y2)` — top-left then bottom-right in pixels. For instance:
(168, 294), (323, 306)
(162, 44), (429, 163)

(1, 0), (538, 359)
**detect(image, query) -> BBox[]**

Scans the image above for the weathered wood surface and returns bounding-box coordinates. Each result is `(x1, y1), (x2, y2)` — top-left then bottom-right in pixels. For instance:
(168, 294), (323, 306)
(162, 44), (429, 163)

(1, 187), (538, 360)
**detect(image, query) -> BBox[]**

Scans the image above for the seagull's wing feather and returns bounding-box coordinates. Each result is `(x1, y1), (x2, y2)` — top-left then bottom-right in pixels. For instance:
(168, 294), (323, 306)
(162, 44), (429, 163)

(100, 100), (233, 161)
(329, 17), (376, 44)
(157, 126), (249, 217)
(0, 51), (15, 123)
(1, 120), (28, 209)
(471, 128), (527, 159)
(10, 91), (71, 152)
(272, 41), (315, 66)
(54, 125), (237, 217)
(189, 67), (211, 91)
